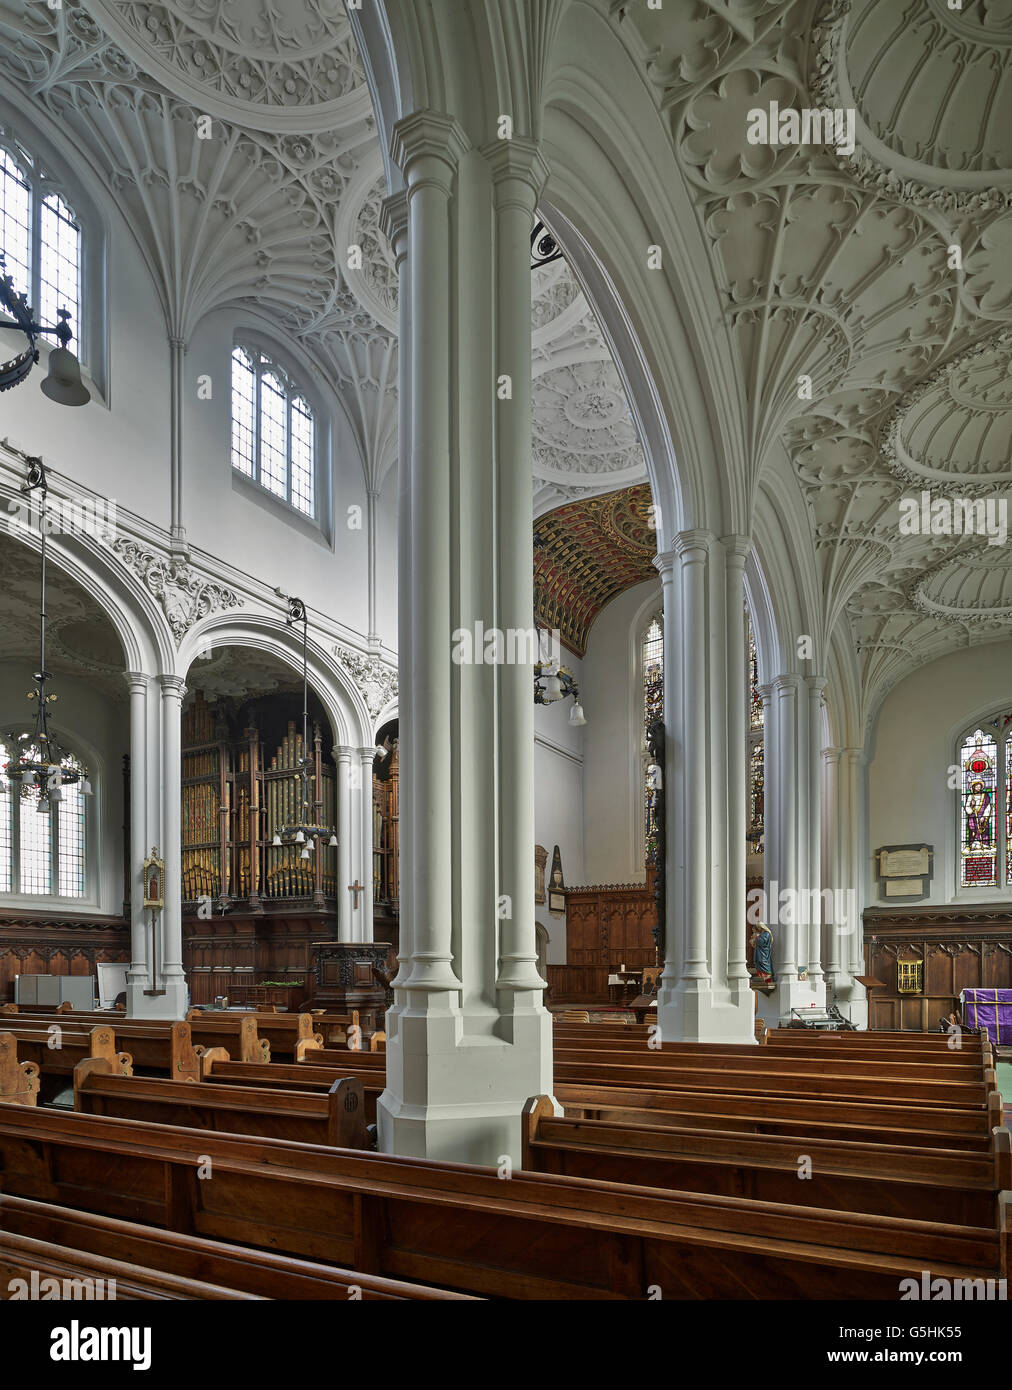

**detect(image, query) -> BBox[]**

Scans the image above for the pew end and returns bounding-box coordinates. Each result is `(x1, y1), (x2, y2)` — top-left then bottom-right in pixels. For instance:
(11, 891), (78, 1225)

(1001, 1191), (1010, 1280)
(295, 1036), (325, 1061)
(0, 1033), (40, 1106)
(369, 1031), (386, 1052)
(89, 1025), (133, 1077)
(73, 1055), (115, 1111)
(522, 1095), (558, 1172)
(170, 1021), (201, 1083)
(994, 1126), (1012, 1193)
(197, 1046), (231, 1079)
(326, 1077), (367, 1149)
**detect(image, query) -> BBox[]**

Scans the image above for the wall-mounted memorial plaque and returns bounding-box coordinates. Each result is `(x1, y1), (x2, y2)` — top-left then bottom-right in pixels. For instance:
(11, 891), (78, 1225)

(877, 844), (933, 902)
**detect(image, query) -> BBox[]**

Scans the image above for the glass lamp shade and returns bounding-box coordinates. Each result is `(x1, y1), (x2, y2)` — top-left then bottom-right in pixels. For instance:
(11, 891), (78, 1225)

(542, 672), (563, 703)
(300, 846), (311, 861)
(294, 829), (305, 844)
(40, 346), (90, 407)
(569, 701), (586, 727)
(272, 833), (282, 847)
(328, 834), (338, 847)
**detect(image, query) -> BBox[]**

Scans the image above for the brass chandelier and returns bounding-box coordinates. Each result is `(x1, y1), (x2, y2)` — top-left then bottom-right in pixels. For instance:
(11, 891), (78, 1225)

(271, 595), (337, 860)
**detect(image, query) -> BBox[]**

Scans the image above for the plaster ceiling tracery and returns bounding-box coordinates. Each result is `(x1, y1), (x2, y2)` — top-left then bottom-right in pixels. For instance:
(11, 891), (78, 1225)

(614, 0), (1012, 726)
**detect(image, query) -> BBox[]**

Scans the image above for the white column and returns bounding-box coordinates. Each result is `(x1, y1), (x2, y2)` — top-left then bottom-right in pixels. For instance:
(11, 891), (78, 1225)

(133, 675), (188, 1018)
(124, 672), (152, 1012)
(654, 534), (754, 1045)
(376, 115), (553, 1165)
(823, 747), (842, 982)
(806, 675), (827, 989)
(833, 747), (869, 1028)
(335, 746), (354, 944)
(357, 747), (376, 943)
(381, 191), (410, 989)
(724, 537), (750, 994)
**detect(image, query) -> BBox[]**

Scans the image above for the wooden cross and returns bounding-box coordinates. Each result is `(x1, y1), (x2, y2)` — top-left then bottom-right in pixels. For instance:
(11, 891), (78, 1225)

(348, 880), (366, 908)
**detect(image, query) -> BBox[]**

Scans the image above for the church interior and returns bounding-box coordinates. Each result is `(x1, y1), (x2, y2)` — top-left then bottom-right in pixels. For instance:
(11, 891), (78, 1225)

(0, 0), (1011, 1330)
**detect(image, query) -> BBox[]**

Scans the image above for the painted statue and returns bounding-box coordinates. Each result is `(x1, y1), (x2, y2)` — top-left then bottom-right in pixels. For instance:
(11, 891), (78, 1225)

(750, 922), (775, 984)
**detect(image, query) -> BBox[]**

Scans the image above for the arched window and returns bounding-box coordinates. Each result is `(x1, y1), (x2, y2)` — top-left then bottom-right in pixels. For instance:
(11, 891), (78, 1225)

(746, 606), (764, 845)
(0, 130), (82, 351)
(231, 343), (316, 517)
(958, 711), (1012, 890)
(642, 613), (663, 864)
(0, 738), (88, 899)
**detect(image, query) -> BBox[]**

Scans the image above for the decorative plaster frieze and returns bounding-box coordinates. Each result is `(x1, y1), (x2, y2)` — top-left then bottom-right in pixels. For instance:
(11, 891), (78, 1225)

(111, 537), (242, 642)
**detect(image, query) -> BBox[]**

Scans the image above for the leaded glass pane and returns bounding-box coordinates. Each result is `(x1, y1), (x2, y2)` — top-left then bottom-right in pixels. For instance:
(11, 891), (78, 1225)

(57, 756), (85, 897)
(643, 617), (663, 864)
(960, 729), (997, 888)
(19, 785), (52, 895)
(0, 147), (31, 299)
(259, 369), (288, 498)
(230, 346), (256, 478)
(290, 394), (314, 515)
(38, 192), (81, 346)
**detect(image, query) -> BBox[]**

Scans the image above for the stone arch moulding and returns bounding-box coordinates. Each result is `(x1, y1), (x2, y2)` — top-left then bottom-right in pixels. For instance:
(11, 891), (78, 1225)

(176, 616), (374, 752)
(0, 494), (168, 680)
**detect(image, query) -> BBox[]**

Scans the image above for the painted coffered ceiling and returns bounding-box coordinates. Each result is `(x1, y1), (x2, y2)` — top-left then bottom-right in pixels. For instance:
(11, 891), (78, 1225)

(612, 0), (1012, 725)
(534, 484), (657, 656)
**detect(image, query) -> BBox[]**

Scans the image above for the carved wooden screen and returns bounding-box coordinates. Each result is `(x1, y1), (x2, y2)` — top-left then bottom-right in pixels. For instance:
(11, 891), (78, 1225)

(373, 743), (399, 910)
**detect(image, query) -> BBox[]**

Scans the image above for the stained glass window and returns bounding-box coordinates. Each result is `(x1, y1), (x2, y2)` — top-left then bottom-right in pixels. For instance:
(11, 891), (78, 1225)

(960, 729), (997, 888)
(0, 738), (87, 899)
(231, 342), (316, 517)
(0, 134), (82, 352)
(643, 615), (663, 864)
(748, 610), (763, 729)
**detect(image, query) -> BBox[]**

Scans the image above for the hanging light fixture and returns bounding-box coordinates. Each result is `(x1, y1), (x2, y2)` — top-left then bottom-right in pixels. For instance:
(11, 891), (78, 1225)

(0, 255), (90, 405)
(0, 456), (92, 808)
(270, 595), (338, 862)
(532, 535), (586, 721)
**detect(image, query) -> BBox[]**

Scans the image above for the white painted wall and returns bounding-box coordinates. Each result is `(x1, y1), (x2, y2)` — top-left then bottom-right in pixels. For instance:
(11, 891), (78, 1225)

(867, 638), (1012, 907)
(0, 664), (126, 917)
(581, 578), (662, 886)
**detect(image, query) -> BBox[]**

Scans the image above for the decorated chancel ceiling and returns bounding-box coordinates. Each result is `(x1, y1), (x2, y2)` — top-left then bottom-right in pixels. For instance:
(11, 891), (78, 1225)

(611, 0), (1012, 726)
(534, 485), (657, 657)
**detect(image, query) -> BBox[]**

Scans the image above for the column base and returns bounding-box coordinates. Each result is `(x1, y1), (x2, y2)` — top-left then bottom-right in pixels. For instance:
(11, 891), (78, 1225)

(377, 1004), (553, 1168)
(775, 973), (827, 1025)
(125, 971), (189, 1019)
(657, 981), (756, 1045)
(830, 976), (869, 1030)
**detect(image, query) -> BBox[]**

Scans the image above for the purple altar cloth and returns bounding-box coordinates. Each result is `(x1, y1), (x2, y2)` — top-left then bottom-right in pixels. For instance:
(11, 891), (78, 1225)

(961, 989), (1012, 1045)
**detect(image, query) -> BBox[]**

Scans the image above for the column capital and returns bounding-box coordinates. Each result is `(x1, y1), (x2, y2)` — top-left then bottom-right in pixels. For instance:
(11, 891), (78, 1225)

(653, 549), (677, 577)
(805, 673), (828, 699)
(842, 746), (867, 766)
(672, 528), (715, 562)
(823, 746), (843, 765)
(123, 671), (150, 694)
(771, 672), (802, 694)
(333, 745), (355, 764)
(379, 190), (409, 253)
(357, 746), (379, 762)
(721, 534), (752, 564)
(480, 137), (551, 209)
(156, 674), (187, 700)
(391, 111), (469, 189)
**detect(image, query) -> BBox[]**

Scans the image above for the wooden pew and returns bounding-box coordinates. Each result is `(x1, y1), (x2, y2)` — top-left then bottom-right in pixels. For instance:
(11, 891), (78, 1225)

(74, 1061), (369, 1149)
(1, 1021), (197, 1081)
(0, 1105), (1004, 1299)
(188, 1009), (322, 1061)
(0, 1033), (40, 1106)
(552, 1051), (994, 1108)
(199, 1057), (384, 1126)
(11, 1009), (270, 1066)
(553, 1027), (991, 1067)
(556, 1083), (1004, 1152)
(0, 1195), (476, 1300)
(520, 1096), (1006, 1226)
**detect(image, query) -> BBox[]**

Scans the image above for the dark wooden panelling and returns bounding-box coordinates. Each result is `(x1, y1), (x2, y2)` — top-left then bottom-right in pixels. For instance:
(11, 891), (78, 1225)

(549, 875), (658, 1004)
(0, 912), (130, 1003)
(864, 905), (1012, 1032)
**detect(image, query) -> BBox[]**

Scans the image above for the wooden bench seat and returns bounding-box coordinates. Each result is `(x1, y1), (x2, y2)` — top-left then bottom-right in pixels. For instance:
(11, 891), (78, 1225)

(9, 1011), (270, 1065)
(553, 1030), (991, 1068)
(0, 1195), (475, 1300)
(552, 1053), (993, 1107)
(200, 1058), (384, 1125)
(0, 1104), (1003, 1299)
(521, 1097), (1009, 1227)
(556, 1084), (1003, 1151)
(0, 1032), (40, 1106)
(73, 1063), (369, 1149)
(2, 1021), (199, 1081)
